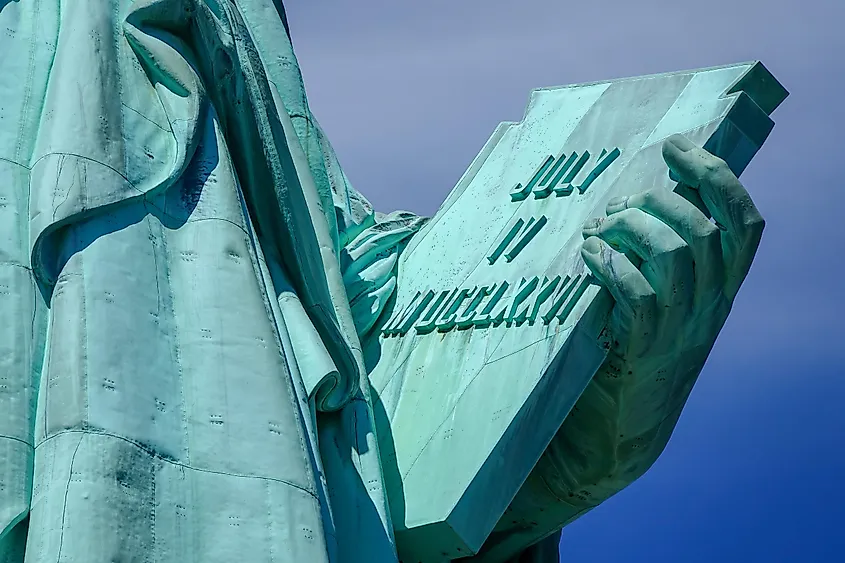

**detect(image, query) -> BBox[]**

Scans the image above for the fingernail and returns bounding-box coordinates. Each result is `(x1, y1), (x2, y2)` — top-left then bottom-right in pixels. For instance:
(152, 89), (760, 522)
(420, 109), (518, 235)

(666, 134), (695, 153)
(607, 196), (628, 209)
(582, 236), (602, 254)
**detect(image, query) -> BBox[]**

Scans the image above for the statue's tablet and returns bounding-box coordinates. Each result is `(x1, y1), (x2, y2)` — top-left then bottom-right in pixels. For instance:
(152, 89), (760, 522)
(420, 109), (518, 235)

(368, 61), (786, 561)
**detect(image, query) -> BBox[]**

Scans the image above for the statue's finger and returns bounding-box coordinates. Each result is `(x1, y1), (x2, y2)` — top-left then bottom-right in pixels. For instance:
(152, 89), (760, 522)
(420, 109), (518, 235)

(673, 182), (710, 219)
(607, 189), (723, 309)
(661, 134), (765, 299)
(661, 135), (753, 231)
(583, 210), (693, 336)
(581, 236), (657, 354)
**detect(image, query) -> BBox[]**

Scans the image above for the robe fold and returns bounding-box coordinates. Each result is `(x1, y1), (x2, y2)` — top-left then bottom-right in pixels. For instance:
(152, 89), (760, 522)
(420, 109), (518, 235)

(0, 1), (425, 561)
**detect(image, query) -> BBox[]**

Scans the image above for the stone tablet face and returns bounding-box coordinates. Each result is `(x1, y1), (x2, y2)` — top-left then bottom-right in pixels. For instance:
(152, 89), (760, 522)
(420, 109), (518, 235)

(368, 62), (786, 560)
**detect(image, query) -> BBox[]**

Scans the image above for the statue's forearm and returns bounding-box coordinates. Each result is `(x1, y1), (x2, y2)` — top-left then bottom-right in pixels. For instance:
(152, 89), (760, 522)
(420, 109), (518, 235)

(475, 351), (703, 562)
(537, 348), (705, 508)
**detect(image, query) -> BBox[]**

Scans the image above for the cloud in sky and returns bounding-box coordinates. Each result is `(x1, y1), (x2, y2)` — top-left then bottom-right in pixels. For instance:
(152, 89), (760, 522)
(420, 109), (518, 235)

(286, 1), (843, 561)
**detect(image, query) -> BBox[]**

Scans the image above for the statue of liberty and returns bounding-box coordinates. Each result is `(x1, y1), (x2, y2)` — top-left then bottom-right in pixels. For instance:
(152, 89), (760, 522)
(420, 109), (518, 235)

(0, 1), (771, 562)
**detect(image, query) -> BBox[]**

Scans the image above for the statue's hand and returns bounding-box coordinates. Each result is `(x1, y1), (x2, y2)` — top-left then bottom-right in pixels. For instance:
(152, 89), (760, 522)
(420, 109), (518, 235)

(581, 134), (765, 379)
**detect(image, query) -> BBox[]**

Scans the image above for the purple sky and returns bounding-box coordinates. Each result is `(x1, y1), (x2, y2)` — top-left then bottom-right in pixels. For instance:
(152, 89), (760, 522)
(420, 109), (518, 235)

(286, 1), (843, 561)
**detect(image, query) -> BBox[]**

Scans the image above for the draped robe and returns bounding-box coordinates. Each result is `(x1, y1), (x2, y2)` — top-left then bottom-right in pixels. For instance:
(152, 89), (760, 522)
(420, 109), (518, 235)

(0, 1), (427, 561)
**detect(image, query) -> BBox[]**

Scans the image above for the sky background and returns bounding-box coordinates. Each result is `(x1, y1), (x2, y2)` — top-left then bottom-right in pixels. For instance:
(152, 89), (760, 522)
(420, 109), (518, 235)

(284, 2), (843, 561)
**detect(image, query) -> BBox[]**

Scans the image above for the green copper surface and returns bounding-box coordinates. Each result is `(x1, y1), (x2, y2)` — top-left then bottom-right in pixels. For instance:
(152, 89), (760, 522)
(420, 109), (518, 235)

(369, 61), (786, 562)
(0, 1), (785, 562)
